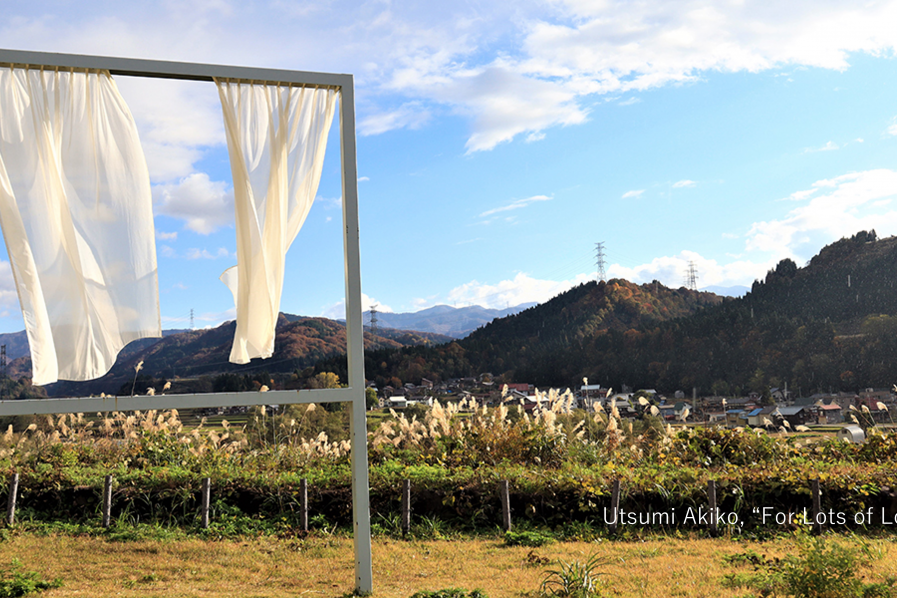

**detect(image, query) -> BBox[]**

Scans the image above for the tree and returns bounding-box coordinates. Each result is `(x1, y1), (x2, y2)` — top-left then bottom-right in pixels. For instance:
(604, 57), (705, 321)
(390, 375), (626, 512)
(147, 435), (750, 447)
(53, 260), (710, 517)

(365, 387), (379, 410)
(311, 372), (340, 389)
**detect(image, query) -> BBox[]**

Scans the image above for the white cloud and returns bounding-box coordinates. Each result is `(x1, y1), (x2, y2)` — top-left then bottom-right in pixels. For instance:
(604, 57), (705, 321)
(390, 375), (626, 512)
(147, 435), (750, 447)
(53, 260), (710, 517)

(888, 118), (897, 136)
(321, 293), (393, 320)
(116, 78), (224, 183)
(804, 141), (839, 153)
(317, 196), (343, 210)
(359, 102), (430, 136)
(358, 176), (370, 182)
(618, 97), (641, 106)
(430, 272), (594, 310)
(449, 67), (588, 153)
(608, 169), (897, 290)
(0, 260), (20, 319)
(479, 195), (551, 218)
(622, 189), (645, 199)
(609, 251), (773, 290)
(745, 169), (897, 262)
(156, 231), (178, 241)
(185, 247), (231, 260)
(673, 179), (696, 188)
(153, 173), (234, 234)
(7, 1), (897, 154)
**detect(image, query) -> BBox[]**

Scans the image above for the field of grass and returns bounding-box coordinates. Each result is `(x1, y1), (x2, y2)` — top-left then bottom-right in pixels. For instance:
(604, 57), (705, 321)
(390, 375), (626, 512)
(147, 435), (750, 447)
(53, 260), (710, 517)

(2, 532), (897, 598)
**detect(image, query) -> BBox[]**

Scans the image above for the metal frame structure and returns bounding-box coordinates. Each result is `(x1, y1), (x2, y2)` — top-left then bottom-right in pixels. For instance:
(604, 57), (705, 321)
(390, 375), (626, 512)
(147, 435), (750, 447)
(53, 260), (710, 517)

(0, 49), (373, 594)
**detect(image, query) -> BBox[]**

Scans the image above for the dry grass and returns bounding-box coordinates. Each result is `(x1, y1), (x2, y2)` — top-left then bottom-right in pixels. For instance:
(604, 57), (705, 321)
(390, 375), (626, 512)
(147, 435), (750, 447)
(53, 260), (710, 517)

(6, 534), (895, 598)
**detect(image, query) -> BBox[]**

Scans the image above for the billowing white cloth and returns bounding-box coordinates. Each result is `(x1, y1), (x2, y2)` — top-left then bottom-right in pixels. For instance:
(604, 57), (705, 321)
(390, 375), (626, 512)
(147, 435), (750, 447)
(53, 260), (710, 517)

(216, 80), (337, 364)
(0, 67), (160, 385)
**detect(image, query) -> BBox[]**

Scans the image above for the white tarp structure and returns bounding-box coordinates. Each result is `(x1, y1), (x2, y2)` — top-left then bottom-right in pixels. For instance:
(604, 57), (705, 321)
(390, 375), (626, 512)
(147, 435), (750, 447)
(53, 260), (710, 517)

(0, 66), (160, 385)
(0, 50), (373, 594)
(217, 80), (337, 364)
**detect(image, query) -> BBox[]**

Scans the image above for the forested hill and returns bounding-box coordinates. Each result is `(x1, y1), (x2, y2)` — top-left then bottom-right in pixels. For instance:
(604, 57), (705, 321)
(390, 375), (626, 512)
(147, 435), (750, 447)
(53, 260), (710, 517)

(329, 278), (725, 389)
(329, 230), (897, 395)
(9, 315), (452, 398)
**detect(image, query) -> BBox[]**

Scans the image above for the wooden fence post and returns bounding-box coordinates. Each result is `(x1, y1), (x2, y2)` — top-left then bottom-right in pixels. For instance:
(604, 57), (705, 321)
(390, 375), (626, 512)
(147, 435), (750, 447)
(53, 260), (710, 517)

(707, 480), (718, 537)
(500, 480), (512, 531)
(102, 475), (113, 528)
(300, 478), (308, 533)
(201, 477), (211, 529)
(812, 478), (822, 534)
(401, 479), (411, 536)
(609, 479), (621, 535)
(6, 473), (18, 526)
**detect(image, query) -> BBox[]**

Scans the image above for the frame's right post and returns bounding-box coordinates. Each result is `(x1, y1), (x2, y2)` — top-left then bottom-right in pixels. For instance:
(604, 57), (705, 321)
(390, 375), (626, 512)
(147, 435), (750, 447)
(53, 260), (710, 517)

(339, 76), (374, 595)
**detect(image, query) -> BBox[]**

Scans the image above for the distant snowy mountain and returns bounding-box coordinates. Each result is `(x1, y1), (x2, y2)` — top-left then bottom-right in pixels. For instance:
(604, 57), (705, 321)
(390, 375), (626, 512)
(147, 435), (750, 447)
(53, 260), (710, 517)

(367, 303), (538, 338)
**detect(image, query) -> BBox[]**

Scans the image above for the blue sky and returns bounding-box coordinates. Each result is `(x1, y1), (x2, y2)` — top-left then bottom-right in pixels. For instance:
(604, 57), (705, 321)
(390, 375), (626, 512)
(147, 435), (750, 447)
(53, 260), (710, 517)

(2, 1), (897, 333)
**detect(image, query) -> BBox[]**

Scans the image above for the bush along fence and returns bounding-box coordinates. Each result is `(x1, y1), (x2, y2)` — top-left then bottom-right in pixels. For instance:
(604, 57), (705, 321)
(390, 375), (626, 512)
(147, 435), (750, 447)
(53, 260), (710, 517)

(4, 404), (897, 536)
(5, 471), (897, 536)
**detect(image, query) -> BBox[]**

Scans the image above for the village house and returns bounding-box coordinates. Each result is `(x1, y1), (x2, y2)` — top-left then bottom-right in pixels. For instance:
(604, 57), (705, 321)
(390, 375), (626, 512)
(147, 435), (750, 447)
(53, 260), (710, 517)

(816, 402), (843, 424)
(774, 405), (816, 427)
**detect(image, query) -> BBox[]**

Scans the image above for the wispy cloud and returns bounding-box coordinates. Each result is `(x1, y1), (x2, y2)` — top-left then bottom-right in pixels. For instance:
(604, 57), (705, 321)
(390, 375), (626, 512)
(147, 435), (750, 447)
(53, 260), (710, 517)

(185, 247), (231, 260)
(804, 141), (839, 153)
(413, 272), (594, 311)
(888, 118), (897, 136)
(479, 195), (551, 218)
(152, 173), (233, 235)
(622, 189), (645, 199)
(10, 1), (897, 155)
(609, 250), (773, 290)
(609, 169), (897, 290)
(322, 293), (393, 319)
(746, 169), (897, 262)
(673, 179), (696, 188)
(156, 231), (178, 241)
(359, 102), (430, 136)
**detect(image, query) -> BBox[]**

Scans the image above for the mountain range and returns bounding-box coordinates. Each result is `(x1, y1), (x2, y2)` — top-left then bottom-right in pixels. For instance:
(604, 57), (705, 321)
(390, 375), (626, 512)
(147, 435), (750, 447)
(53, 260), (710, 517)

(7, 230), (896, 398)
(364, 303), (537, 338)
(5, 315), (454, 398)
(322, 230), (897, 396)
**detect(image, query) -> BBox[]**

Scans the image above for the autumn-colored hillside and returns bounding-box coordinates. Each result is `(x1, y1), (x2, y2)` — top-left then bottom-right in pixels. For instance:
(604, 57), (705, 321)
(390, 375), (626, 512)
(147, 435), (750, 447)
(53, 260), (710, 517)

(9, 314), (451, 397)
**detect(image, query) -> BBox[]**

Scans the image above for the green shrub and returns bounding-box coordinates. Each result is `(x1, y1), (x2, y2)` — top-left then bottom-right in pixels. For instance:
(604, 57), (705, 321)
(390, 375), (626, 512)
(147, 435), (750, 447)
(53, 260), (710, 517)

(722, 534), (897, 598)
(504, 530), (554, 547)
(0, 559), (62, 597)
(409, 590), (487, 598)
(540, 554), (607, 598)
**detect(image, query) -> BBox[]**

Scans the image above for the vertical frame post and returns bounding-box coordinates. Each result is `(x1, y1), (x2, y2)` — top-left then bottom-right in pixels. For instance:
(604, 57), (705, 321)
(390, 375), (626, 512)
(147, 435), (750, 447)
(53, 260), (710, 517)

(339, 78), (373, 595)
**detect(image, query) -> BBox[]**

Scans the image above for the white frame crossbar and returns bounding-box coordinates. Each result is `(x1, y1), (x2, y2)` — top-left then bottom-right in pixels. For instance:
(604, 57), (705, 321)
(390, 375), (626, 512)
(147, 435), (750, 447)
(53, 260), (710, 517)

(0, 49), (373, 594)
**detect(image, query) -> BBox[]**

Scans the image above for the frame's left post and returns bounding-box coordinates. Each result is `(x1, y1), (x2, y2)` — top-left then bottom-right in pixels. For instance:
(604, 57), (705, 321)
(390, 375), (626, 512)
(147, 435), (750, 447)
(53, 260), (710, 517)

(339, 77), (373, 595)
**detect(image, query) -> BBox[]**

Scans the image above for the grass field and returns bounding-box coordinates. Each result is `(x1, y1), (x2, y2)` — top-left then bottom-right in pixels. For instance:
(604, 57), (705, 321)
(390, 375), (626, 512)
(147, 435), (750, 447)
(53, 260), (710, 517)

(2, 533), (897, 597)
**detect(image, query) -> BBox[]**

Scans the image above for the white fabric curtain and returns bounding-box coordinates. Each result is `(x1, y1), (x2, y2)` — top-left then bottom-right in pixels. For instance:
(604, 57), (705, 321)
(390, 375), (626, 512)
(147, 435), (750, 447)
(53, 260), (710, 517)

(0, 67), (160, 385)
(216, 80), (337, 364)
